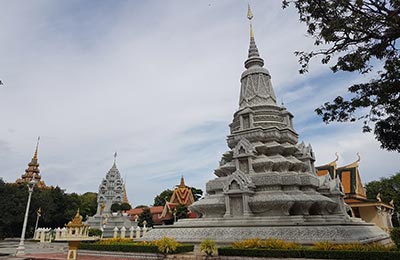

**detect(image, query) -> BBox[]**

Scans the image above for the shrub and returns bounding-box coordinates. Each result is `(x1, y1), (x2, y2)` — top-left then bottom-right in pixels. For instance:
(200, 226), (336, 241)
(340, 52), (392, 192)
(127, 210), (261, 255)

(97, 238), (134, 245)
(313, 241), (336, 251)
(88, 228), (102, 237)
(200, 239), (217, 256)
(120, 202), (132, 211)
(154, 237), (179, 255)
(261, 238), (301, 250)
(312, 241), (394, 251)
(232, 238), (301, 250)
(110, 203), (121, 212)
(218, 247), (400, 260)
(391, 227), (400, 249)
(80, 240), (194, 254)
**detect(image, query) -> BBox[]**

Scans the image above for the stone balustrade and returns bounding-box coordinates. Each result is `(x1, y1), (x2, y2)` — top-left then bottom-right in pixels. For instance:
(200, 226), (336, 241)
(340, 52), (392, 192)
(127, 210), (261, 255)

(34, 225), (149, 242)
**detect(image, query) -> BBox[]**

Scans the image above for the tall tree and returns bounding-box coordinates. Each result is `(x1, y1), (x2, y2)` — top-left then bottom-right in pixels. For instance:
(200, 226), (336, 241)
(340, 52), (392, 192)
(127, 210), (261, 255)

(153, 189), (173, 206)
(138, 207), (153, 227)
(0, 180), (98, 238)
(174, 204), (189, 220)
(365, 172), (400, 226)
(283, 0), (400, 152)
(191, 187), (204, 201)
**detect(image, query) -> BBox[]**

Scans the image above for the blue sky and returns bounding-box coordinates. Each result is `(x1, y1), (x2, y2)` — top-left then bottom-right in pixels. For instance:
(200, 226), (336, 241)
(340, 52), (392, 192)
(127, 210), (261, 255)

(1, 0), (399, 206)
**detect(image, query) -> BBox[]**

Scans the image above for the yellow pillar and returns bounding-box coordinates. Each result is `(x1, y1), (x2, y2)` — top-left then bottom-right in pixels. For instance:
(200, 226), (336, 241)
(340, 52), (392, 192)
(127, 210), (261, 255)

(67, 241), (80, 260)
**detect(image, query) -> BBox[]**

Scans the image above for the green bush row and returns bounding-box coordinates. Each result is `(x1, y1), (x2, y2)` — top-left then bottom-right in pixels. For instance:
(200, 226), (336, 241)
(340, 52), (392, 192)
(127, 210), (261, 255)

(391, 227), (400, 249)
(218, 247), (400, 260)
(79, 242), (194, 254)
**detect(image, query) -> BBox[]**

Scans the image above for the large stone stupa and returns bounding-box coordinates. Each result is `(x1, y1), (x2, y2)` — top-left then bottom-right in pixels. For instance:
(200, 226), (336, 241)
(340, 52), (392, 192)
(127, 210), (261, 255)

(143, 6), (390, 245)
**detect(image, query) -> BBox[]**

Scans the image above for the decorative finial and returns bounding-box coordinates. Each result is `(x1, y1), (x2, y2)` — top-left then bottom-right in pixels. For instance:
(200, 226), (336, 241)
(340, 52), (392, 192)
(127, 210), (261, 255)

(247, 3), (254, 38)
(179, 175), (185, 188)
(244, 2), (264, 69)
(376, 192), (382, 202)
(334, 152), (339, 162)
(113, 152), (117, 164)
(356, 152), (361, 162)
(247, 3), (254, 20)
(33, 136), (40, 160)
(389, 199), (395, 207)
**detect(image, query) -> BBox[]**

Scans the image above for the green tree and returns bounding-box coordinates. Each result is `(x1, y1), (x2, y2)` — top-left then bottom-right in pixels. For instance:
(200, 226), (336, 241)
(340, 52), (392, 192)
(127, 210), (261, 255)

(0, 179), (98, 238)
(153, 189), (173, 206)
(138, 207), (153, 227)
(79, 192), (97, 219)
(110, 203), (121, 213)
(190, 187), (203, 201)
(120, 202), (132, 212)
(174, 204), (189, 220)
(134, 205), (148, 209)
(283, 0), (400, 152)
(365, 172), (400, 226)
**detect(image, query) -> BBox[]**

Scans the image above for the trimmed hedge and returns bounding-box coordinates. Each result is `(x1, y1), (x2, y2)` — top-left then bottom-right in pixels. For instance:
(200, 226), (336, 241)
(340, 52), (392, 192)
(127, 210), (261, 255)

(391, 227), (400, 249)
(80, 242), (194, 254)
(218, 247), (400, 260)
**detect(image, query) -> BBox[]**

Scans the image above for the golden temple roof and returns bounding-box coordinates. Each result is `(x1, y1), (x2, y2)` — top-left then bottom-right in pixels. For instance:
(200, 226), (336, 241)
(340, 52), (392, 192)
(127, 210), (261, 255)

(337, 153), (361, 169)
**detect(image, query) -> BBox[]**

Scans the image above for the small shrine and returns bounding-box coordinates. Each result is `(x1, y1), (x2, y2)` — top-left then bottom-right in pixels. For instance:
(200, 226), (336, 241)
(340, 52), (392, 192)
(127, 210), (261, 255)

(15, 137), (46, 188)
(316, 154), (394, 232)
(54, 209), (98, 260)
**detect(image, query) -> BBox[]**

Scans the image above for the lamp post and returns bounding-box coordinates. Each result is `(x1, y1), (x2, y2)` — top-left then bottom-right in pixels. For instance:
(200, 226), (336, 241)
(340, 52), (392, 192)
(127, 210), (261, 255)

(15, 179), (36, 256)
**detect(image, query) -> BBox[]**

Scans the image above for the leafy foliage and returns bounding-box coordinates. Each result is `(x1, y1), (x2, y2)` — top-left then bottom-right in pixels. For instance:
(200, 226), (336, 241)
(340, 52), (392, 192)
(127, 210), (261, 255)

(232, 238), (302, 250)
(120, 202), (132, 211)
(153, 189), (173, 206)
(365, 172), (400, 226)
(283, 0), (400, 151)
(174, 204), (189, 220)
(219, 247), (400, 259)
(138, 207), (153, 227)
(97, 238), (134, 245)
(313, 241), (394, 251)
(88, 228), (103, 237)
(391, 227), (400, 249)
(200, 239), (217, 256)
(0, 179), (97, 239)
(154, 237), (179, 255)
(190, 187), (203, 201)
(80, 240), (194, 254)
(110, 203), (121, 213)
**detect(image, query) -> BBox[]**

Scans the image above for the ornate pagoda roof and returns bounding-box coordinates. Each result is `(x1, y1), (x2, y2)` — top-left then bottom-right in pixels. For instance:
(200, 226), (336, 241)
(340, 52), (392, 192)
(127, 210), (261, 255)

(15, 137), (46, 188)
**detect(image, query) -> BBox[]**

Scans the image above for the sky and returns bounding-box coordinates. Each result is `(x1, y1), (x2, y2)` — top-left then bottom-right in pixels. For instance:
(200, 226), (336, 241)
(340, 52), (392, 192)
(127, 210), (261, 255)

(1, 0), (399, 206)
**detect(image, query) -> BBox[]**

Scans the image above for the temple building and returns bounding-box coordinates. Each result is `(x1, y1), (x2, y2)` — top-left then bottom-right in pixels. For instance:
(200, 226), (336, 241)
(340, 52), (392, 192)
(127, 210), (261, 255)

(142, 5), (390, 244)
(316, 154), (394, 232)
(160, 176), (196, 219)
(128, 176), (197, 225)
(15, 138), (46, 188)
